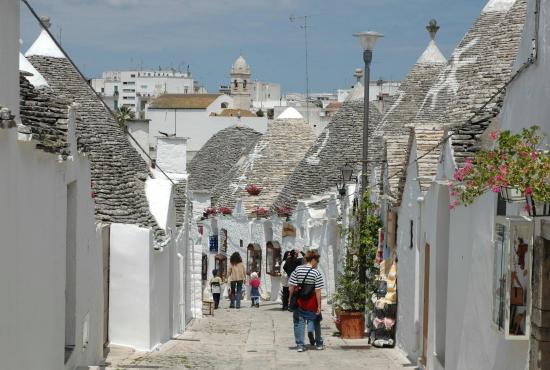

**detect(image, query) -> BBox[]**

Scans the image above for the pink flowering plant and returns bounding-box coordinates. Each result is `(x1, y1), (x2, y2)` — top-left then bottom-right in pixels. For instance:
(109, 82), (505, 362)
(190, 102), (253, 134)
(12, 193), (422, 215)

(219, 207), (233, 215)
(245, 184), (262, 196)
(204, 207), (217, 216)
(252, 207), (269, 218)
(274, 205), (293, 217)
(449, 126), (550, 209)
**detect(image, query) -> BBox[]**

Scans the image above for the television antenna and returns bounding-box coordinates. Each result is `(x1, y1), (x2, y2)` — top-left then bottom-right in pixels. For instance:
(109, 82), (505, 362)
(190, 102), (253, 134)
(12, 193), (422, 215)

(289, 14), (314, 125)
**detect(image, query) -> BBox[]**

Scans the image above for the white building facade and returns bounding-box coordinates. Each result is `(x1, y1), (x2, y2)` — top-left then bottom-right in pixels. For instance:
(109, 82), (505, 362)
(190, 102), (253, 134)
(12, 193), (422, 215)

(91, 69), (195, 114)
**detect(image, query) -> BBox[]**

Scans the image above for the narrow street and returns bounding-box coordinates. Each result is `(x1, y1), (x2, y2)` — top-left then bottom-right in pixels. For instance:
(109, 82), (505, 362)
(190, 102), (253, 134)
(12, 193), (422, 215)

(100, 300), (411, 370)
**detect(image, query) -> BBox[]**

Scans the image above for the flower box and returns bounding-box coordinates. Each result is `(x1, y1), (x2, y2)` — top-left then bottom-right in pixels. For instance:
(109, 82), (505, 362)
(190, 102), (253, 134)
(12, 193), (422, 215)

(245, 184), (262, 196)
(500, 187), (525, 203)
(525, 196), (550, 217)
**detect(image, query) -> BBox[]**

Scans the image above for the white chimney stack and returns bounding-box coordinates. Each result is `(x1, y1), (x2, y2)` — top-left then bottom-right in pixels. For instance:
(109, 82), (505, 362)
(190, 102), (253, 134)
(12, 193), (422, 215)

(0, 0), (20, 118)
(156, 136), (188, 176)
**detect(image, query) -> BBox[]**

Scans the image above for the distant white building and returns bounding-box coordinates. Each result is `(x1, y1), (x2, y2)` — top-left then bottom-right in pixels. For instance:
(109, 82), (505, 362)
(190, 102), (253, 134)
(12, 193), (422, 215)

(251, 81), (282, 110)
(91, 68), (198, 114)
(337, 79), (400, 113)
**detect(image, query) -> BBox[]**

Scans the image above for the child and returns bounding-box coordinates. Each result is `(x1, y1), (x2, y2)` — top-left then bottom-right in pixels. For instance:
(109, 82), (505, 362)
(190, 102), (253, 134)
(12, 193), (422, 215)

(210, 269), (223, 309)
(249, 272), (261, 308)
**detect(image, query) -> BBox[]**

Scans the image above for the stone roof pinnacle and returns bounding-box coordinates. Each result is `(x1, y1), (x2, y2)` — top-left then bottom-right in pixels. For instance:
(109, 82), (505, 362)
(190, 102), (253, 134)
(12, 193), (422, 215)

(426, 19), (440, 41)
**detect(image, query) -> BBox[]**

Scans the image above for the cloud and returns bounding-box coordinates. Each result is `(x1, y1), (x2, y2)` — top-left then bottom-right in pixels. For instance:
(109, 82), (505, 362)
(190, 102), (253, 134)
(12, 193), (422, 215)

(103, 0), (140, 8)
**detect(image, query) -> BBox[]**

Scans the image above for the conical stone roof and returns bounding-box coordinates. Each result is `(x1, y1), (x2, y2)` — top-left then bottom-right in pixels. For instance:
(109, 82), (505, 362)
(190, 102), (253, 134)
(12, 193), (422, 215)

(212, 118), (316, 213)
(274, 99), (382, 210)
(187, 125), (262, 193)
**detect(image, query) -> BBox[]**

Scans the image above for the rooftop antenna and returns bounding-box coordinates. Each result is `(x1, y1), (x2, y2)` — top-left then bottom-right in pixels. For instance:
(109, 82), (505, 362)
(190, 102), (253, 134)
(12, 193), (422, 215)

(290, 14), (313, 125)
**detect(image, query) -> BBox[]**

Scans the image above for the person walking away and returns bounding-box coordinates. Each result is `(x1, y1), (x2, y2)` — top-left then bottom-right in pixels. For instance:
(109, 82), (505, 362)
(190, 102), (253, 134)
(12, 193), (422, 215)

(249, 272), (261, 307)
(228, 252), (246, 309)
(280, 251), (291, 310)
(289, 251), (324, 352)
(210, 269), (223, 309)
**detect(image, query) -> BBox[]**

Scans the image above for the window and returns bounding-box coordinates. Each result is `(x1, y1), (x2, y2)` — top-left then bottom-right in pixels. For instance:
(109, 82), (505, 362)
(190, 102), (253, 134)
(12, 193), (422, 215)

(266, 241), (282, 276)
(240, 239), (244, 248)
(493, 217), (532, 339)
(247, 243), (262, 276)
(201, 254), (208, 281)
(410, 220), (414, 249)
(221, 102), (228, 109)
(215, 254), (227, 279)
(243, 80), (247, 89)
(209, 235), (219, 253)
(234, 80), (238, 88)
(130, 74), (136, 78)
(114, 100), (118, 110)
(101, 87), (105, 93)
(220, 229), (228, 254)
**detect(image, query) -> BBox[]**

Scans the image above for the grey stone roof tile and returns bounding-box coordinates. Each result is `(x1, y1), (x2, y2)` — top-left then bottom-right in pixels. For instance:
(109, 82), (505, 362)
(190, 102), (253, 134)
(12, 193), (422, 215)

(27, 55), (166, 240)
(19, 73), (70, 157)
(187, 125), (262, 193)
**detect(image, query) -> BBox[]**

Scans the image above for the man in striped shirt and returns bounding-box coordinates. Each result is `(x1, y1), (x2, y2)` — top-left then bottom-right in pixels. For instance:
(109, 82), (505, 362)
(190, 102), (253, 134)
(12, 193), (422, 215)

(289, 250), (325, 352)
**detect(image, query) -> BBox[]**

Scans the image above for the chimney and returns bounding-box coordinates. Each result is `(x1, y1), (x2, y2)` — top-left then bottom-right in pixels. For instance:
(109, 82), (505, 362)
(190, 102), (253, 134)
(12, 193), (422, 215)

(0, 0), (20, 118)
(155, 136), (188, 176)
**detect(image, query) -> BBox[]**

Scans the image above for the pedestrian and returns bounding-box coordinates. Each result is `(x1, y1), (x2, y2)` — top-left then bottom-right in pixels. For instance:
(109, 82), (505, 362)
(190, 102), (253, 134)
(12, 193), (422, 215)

(227, 252), (246, 309)
(209, 269), (223, 309)
(288, 250), (324, 352)
(249, 272), (261, 307)
(280, 251), (291, 310)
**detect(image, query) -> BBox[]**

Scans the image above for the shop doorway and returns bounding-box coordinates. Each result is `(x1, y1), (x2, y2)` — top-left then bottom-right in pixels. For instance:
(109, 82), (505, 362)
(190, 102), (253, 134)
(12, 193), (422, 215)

(421, 243), (431, 368)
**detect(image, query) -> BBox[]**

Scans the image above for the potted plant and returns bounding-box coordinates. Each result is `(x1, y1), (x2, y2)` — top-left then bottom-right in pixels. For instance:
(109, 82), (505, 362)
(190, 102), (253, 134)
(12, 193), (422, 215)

(251, 207), (269, 219)
(245, 184), (262, 196)
(450, 126), (550, 212)
(219, 207), (233, 216)
(333, 255), (367, 339)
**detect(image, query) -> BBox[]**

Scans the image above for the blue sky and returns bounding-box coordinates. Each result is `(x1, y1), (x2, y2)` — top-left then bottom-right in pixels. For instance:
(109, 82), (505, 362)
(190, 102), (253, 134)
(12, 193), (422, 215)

(21, 0), (489, 94)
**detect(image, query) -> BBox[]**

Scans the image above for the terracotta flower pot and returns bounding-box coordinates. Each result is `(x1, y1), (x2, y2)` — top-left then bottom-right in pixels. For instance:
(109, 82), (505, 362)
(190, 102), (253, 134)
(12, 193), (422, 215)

(338, 311), (364, 339)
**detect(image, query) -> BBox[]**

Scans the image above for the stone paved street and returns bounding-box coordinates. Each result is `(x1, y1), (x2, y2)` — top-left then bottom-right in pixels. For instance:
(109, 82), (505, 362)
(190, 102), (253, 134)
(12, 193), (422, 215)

(99, 300), (411, 370)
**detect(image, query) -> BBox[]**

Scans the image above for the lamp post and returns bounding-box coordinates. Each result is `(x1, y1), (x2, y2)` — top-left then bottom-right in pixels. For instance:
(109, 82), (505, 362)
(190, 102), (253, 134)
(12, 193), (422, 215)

(353, 31), (383, 197)
(353, 31), (383, 287)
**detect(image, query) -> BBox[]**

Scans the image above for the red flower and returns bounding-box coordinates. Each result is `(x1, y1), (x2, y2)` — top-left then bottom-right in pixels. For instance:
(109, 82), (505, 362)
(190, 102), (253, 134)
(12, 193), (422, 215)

(525, 187), (533, 196)
(490, 130), (500, 141)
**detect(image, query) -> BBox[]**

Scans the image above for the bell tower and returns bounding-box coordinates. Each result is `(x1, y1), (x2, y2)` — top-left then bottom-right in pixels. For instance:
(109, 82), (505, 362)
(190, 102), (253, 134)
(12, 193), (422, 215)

(230, 55), (252, 110)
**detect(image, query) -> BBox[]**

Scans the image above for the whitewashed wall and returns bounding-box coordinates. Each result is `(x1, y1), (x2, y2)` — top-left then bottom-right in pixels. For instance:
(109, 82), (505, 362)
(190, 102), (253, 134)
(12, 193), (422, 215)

(0, 131), (102, 370)
(146, 108), (267, 153)
(500, 0), (550, 136)
(394, 143), (422, 360)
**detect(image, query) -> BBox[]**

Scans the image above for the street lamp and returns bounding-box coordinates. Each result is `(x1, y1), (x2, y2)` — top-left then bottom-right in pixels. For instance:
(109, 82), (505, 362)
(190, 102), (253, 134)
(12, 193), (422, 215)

(353, 31), (383, 196)
(336, 162), (355, 197)
(353, 30), (383, 288)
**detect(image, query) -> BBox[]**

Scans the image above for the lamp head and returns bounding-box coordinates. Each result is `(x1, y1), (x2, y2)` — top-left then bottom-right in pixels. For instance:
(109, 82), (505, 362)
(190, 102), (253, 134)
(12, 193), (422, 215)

(353, 31), (384, 51)
(339, 163), (354, 182)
